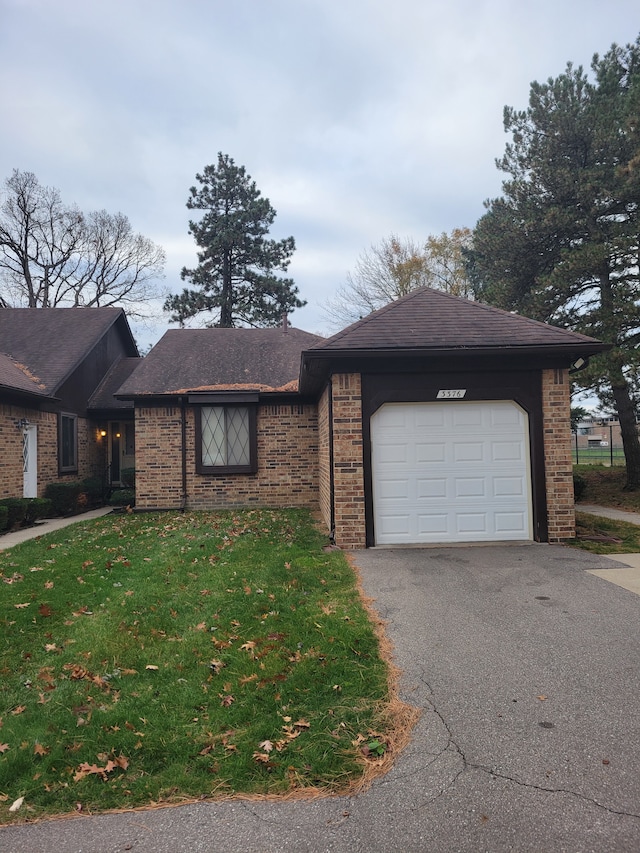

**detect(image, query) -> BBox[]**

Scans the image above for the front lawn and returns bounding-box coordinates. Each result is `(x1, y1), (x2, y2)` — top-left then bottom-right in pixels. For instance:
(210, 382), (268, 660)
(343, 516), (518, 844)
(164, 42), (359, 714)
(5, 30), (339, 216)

(0, 509), (409, 823)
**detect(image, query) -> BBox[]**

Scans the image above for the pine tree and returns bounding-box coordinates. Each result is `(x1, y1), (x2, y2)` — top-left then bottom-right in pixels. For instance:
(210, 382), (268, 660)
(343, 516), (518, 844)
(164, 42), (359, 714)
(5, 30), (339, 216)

(164, 154), (304, 327)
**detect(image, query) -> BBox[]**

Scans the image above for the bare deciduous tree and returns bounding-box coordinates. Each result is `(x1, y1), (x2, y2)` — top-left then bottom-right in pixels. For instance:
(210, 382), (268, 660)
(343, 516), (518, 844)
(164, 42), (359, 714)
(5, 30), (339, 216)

(324, 229), (473, 328)
(0, 170), (165, 314)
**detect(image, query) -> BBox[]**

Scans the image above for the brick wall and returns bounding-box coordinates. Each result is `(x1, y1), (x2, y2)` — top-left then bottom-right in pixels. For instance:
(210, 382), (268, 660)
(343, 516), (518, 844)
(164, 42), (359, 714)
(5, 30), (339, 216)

(0, 404), (103, 499)
(135, 402), (319, 511)
(542, 368), (575, 541)
(317, 385), (331, 533)
(330, 373), (366, 549)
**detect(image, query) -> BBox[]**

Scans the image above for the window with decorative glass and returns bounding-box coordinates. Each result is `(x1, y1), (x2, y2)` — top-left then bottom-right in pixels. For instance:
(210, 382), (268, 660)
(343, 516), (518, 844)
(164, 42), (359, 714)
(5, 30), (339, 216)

(196, 405), (257, 474)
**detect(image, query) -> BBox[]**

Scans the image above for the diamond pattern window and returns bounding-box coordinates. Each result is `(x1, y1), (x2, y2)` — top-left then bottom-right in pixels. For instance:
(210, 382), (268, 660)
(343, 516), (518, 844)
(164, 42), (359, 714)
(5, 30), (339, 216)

(197, 406), (257, 474)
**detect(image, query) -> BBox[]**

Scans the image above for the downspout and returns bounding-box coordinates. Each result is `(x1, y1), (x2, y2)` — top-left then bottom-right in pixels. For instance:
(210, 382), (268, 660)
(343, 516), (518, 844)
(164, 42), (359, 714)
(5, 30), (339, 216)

(327, 378), (336, 542)
(180, 396), (187, 510)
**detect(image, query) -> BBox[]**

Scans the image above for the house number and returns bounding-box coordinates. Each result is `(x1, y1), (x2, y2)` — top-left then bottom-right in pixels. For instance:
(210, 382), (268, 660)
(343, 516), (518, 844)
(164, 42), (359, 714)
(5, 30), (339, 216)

(436, 389), (467, 399)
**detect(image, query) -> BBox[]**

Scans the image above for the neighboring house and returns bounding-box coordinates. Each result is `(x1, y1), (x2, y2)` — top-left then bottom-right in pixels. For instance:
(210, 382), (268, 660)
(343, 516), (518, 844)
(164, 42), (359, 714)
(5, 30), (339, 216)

(0, 307), (139, 500)
(117, 288), (607, 549)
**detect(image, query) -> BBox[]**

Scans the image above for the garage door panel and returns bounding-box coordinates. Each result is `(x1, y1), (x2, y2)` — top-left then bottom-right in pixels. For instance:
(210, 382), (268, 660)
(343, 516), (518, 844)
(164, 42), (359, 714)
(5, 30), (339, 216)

(452, 408), (484, 427)
(417, 478), (447, 498)
(376, 442), (408, 464)
(453, 442), (485, 462)
(455, 478), (486, 498)
(372, 401), (532, 544)
(493, 476), (525, 497)
(491, 441), (523, 461)
(415, 442), (446, 463)
(377, 479), (410, 499)
(456, 513), (488, 534)
(417, 514), (449, 535)
(494, 512), (528, 533)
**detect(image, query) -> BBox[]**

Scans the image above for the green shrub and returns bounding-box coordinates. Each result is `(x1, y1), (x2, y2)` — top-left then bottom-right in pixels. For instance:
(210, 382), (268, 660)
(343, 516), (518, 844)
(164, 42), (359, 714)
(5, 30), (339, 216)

(120, 468), (135, 489)
(0, 498), (29, 529)
(573, 473), (587, 502)
(0, 505), (8, 532)
(81, 475), (106, 507)
(24, 497), (52, 525)
(44, 482), (83, 516)
(108, 488), (135, 507)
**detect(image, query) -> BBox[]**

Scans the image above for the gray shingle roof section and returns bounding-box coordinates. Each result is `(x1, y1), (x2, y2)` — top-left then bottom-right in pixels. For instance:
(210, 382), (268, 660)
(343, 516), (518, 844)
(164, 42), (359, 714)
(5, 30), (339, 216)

(0, 307), (136, 394)
(88, 357), (141, 410)
(0, 353), (49, 397)
(311, 287), (604, 352)
(117, 327), (323, 397)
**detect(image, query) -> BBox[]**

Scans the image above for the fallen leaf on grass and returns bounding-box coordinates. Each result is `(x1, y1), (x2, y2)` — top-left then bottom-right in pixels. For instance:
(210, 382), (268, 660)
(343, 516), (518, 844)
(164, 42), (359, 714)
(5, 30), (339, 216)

(11, 706), (26, 716)
(8, 796), (24, 812)
(14, 603), (30, 609)
(258, 740), (274, 753)
(38, 603), (52, 617)
(219, 694), (234, 707)
(0, 743), (9, 753)
(33, 743), (50, 756)
(145, 665), (159, 671)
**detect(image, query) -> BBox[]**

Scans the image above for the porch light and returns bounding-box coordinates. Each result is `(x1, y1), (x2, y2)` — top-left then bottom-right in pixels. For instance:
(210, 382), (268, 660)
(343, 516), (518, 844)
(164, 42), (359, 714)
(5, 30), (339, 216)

(99, 429), (107, 437)
(17, 418), (30, 429)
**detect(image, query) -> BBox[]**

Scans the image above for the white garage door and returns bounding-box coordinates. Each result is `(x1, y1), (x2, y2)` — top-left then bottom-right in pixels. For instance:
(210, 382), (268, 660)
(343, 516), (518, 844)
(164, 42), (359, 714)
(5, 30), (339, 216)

(371, 401), (532, 545)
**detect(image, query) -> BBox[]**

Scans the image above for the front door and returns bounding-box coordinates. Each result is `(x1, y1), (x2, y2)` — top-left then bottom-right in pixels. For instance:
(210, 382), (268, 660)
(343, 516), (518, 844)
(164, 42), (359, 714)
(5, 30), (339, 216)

(109, 421), (135, 485)
(22, 425), (38, 498)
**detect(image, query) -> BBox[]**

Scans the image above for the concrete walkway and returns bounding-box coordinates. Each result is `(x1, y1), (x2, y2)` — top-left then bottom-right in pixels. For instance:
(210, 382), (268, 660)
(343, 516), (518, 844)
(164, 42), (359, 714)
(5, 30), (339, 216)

(577, 503), (640, 595)
(0, 507), (113, 550)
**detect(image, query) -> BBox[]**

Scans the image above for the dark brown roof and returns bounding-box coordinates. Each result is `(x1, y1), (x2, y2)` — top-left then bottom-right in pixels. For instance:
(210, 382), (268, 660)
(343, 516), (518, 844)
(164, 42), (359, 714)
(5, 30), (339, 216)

(310, 287), (605, 352)
(88, 357), (141, 410)
(116, 327), (323, 397)
(0, 353), (50, 398)
(0, 307), (137, 395)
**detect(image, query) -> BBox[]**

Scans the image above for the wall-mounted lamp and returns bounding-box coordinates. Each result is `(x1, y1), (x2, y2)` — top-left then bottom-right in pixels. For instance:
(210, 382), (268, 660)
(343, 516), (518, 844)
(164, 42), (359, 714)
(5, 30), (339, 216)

(17, 418), (30, 429)
(99, 429), (107, 438)
(569, 356), (590, 375)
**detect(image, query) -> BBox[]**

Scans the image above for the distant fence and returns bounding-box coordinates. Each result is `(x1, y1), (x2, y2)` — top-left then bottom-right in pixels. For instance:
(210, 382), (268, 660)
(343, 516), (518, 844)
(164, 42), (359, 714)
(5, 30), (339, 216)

(572, 424), (625, 466)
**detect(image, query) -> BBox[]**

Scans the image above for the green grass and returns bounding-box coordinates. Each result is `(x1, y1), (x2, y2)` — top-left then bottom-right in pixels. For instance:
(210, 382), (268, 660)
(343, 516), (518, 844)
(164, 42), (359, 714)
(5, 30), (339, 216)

(571, 511), (640, 554)
(572, 447), (625, 465)
(0, 509), (396, 822)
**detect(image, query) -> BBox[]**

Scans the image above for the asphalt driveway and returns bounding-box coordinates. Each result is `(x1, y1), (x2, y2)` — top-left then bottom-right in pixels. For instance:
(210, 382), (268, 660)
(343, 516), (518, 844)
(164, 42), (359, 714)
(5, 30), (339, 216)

(2, 543), (640, 852)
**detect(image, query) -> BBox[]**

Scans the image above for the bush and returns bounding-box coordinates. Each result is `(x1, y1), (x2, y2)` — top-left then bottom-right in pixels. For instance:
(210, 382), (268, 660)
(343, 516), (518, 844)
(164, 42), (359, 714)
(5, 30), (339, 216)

(0, 505), (8, 532)
(24, 497), (52, 525)
(81, 476), (106, 507)
(44, 482), (84, 516)
(120, 468), (135, 489)
(0, 498), (30, 529)
(108, 489), (135, 507)
(573, 473), (587, 502)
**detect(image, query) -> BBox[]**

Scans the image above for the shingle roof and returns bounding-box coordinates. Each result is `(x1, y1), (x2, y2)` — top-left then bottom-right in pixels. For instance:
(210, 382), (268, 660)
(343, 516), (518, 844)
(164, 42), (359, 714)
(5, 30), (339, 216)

(117, 327), (323, 397)
(311, 287), (605, 352)
(88, 357), (141, 410)
(0, 353), (49, 398)
(0, 307), (136, 394)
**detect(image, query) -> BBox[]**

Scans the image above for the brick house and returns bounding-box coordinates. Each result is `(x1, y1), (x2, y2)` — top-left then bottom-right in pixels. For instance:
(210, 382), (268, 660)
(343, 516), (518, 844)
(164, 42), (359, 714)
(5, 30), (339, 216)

(117, 288), (607, 549)
(0, 307), (139, 500)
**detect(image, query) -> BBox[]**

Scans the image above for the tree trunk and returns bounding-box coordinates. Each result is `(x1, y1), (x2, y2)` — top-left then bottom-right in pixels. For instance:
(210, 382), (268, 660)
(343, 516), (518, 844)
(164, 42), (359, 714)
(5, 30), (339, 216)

(220, 250), (233, 327)
(610, 367), (640, 489)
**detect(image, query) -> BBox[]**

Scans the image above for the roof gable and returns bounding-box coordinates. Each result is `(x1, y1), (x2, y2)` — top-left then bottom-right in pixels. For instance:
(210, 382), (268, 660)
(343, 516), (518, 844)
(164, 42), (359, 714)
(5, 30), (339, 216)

(311, 287), (604, 352)
(0, 307), (138, 395)
(117, 327), (323, 397)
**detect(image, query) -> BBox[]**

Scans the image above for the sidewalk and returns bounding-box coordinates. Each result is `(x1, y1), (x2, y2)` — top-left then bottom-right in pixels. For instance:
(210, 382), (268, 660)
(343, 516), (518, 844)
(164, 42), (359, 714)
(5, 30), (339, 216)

(0, 507), (113, 550)
(577, 503), (640, 594)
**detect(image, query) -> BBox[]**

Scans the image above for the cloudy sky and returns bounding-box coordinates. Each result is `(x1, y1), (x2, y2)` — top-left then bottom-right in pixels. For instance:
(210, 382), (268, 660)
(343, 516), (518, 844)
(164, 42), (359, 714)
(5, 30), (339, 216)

(1, 0), (638, 347)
